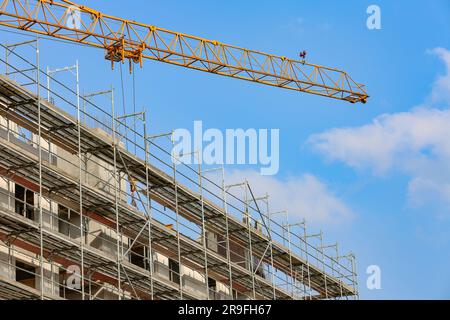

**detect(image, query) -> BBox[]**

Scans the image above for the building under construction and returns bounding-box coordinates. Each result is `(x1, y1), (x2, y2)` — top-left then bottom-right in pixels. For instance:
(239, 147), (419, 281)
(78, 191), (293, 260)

(0, 40), (358, 300)
(0, 0), (369, 300)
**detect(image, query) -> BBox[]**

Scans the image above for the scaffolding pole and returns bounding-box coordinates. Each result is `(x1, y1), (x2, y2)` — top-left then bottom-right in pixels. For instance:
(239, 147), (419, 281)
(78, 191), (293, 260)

(111, 86), (122, 300)
(35, 36), (44, 301)
(219, 166), (234, 300)
(143, 110), (155, 299)
(195, 152), (210, 299)
(244, 182), (256, 299)
(171, 132), (184, 300)
(264, 194), (277, 299)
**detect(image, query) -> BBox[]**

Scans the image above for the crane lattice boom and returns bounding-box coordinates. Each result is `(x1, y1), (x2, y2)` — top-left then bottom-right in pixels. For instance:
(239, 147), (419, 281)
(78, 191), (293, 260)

(0, 0), (369, 103)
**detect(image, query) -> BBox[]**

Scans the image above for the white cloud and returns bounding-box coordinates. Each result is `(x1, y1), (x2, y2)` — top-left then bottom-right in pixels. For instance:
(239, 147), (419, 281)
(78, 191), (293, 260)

(308, 48), (450, 210)
(309, 108), (450, 174)
(226, 169), (354, 225)
(429, 47), (450, 105)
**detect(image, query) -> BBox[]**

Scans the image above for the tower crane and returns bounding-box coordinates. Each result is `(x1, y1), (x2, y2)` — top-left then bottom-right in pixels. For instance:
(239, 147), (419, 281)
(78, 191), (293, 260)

(0, 0), (369, 103)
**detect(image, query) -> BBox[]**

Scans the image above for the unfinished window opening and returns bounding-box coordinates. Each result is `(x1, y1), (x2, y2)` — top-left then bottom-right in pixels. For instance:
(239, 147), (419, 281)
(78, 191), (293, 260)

(208, 277), (216, 293)
(168, 258), (180, 284)
(130, 245), (148, 270)
(14, 184), (34, 220)
(58, 205), (70, 237)
(58, 205), (82, 239)
(15, 260), (36, 289)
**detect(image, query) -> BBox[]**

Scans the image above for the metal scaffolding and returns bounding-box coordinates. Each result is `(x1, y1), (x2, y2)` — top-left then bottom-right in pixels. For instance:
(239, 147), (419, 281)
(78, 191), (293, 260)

(0, 40), (358, 300)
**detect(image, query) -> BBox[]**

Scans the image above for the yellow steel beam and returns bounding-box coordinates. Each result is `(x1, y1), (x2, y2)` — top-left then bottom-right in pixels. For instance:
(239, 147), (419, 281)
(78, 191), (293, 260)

(0, 0), (369, 103)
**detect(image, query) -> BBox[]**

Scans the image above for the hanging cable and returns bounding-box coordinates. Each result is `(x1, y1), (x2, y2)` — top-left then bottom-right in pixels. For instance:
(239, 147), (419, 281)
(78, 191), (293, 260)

(119, 61), (129, 150)
(132, 62), (137, 155)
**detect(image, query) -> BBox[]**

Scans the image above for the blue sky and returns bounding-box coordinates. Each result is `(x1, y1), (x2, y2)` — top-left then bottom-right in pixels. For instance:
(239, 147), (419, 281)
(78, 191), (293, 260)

(2, 0), (450, 299)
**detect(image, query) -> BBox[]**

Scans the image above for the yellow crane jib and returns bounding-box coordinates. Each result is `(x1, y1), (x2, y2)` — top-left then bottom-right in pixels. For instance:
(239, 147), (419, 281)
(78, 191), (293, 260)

(0, 0), (369, 103)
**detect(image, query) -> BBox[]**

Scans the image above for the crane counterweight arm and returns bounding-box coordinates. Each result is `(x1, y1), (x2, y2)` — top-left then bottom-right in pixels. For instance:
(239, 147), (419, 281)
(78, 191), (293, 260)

(0, 0), (369, 103)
